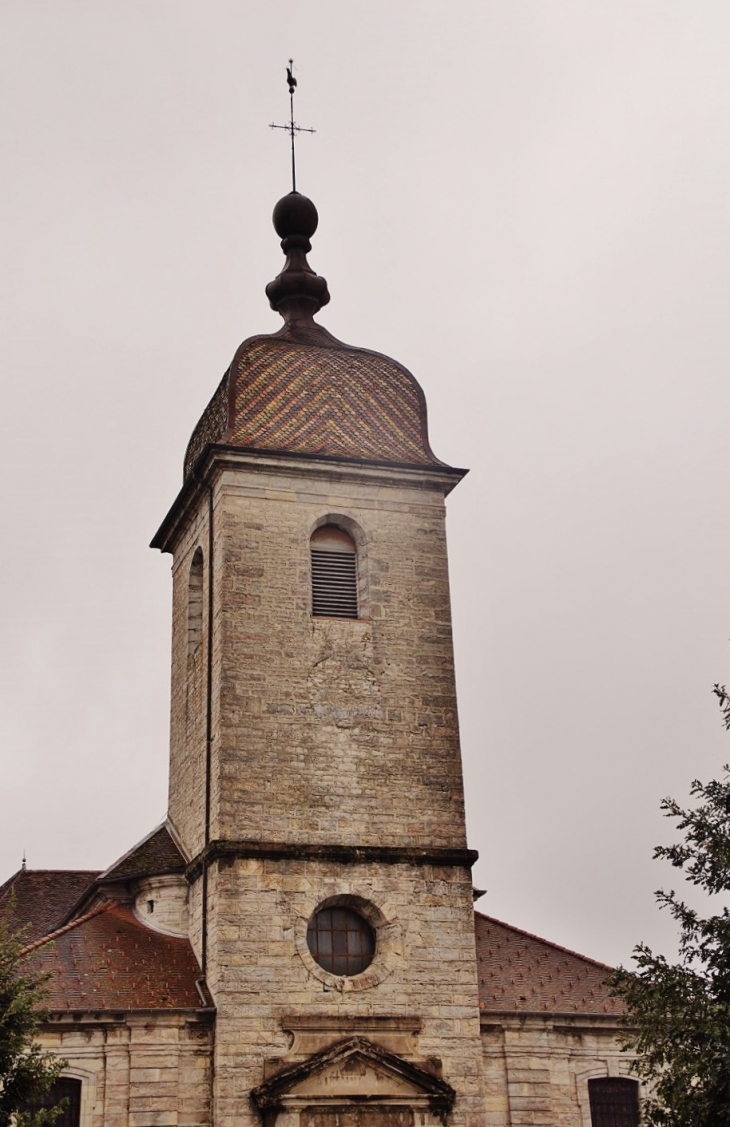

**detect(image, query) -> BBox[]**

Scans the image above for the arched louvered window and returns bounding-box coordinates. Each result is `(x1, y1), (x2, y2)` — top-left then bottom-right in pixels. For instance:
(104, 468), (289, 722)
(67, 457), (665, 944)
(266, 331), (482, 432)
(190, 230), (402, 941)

(310, 525), (358, 619)
(588, 1078), (639, 1127)
(188, 547), (204, 655)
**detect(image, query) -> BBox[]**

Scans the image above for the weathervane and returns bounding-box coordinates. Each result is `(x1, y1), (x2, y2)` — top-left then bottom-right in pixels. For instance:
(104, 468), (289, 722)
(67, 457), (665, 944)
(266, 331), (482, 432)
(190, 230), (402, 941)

(269, 60), (315, 193)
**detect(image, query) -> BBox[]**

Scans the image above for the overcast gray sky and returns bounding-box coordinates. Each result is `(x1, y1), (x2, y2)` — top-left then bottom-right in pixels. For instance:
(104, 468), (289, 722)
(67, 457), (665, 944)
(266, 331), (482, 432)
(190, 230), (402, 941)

(2, 1), (730, 968)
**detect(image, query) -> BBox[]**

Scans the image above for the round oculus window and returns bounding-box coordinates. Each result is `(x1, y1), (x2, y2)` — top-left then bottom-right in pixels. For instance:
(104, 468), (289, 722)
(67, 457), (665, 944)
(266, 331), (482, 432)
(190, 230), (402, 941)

(306, 906), (375, 976)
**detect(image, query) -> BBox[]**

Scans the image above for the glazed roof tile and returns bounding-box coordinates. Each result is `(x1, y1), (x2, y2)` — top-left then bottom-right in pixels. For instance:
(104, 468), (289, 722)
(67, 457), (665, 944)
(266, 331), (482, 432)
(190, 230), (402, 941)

(184, 324), (444, 479)
(475, 911), (622, 1016)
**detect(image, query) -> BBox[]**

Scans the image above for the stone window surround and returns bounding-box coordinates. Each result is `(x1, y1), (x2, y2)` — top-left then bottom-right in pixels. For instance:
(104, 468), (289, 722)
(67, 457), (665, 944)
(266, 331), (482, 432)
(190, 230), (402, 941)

(294, 892), (404, 993)
(51, 1066), (96, 1127)
(307, 904), (376, 976)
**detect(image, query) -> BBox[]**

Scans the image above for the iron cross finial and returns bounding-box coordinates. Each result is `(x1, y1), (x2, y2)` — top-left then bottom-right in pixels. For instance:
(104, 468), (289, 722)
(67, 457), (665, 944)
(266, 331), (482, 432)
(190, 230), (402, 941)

(269, 59), (315, 193)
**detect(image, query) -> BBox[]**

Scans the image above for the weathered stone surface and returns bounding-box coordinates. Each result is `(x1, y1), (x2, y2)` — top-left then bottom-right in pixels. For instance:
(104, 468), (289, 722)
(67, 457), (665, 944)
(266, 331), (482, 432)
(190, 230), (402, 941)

(166, 454), (468, 863)
(36, 1015), (212, 1127)
(481, 1016), (638, 1127)
(157, 450), (486, 1127)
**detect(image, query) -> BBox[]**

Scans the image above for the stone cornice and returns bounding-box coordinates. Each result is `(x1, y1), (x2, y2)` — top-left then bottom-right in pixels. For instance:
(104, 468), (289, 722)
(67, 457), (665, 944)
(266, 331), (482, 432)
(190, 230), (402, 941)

(480, 1011), (629, 1029)
(40, 1008), (215, 1027)
(151, 443), (467, 554)
(185, 838), (478, 882)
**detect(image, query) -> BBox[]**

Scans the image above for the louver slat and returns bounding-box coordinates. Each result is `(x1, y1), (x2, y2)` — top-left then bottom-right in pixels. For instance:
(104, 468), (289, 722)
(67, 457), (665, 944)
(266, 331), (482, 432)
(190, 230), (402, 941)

(311, 549), (358, 618)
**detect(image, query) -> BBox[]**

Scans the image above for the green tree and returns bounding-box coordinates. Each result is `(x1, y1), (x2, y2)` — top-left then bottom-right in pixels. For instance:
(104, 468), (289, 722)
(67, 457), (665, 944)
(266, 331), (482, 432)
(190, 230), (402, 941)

(0, 904), (66, 1127)
(609, 684), (730, 1126)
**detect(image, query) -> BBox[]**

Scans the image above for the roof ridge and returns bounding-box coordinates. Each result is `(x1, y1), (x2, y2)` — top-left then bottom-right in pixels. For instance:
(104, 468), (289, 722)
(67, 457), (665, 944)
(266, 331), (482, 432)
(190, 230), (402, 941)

(474, 910), (615, 972)
(20, 900), (112, 956)
(0, 869), (22, 897)
(13, 869), (98, 876)
(1, 868), (100, 898)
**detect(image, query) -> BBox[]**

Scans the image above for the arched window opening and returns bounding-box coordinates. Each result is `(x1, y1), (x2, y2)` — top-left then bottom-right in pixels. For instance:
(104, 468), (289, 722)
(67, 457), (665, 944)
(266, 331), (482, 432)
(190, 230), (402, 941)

(307, 906), (375, 976)
(23, 1076), (82, 1127)
(188, 547), (204, 656)
(588, 1078), (639, 1127)
(310, 525), (358, 619)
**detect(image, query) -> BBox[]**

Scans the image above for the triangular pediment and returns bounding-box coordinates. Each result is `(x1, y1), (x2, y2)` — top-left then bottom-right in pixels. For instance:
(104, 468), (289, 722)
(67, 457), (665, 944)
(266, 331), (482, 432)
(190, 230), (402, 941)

(290, 1052), (425, 1100)
(252, 1037), (455, 1113)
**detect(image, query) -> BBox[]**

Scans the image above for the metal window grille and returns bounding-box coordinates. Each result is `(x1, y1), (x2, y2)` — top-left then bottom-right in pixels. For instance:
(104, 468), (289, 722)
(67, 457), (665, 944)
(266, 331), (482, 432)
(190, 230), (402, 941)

(311, 549), (358, 618)
(588, 1079), (640, 1127)
(24, 1077), (82, 1127)
(306, 907), (375, 975)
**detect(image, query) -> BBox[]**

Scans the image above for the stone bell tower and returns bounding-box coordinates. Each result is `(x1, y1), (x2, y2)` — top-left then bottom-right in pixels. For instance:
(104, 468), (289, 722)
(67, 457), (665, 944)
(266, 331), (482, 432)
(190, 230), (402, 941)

(152, 191), (485, 1127)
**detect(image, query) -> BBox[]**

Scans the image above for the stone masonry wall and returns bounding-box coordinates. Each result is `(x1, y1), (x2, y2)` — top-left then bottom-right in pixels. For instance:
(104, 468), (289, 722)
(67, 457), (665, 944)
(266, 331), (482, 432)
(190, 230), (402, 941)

(166, 456), (469, 852)
(205, 855), (485, 1127)
(162, 452), (486, 1127)
(38, 1014), (212, 1127)
(167, 496), (210, 861)
(481, 1017), (638, 1127)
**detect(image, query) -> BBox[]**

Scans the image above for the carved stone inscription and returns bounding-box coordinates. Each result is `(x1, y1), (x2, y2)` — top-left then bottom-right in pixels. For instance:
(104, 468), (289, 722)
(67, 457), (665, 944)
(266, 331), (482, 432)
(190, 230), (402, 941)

(302, 1107), (414, 1127)
(293, 1056), (420, 1100)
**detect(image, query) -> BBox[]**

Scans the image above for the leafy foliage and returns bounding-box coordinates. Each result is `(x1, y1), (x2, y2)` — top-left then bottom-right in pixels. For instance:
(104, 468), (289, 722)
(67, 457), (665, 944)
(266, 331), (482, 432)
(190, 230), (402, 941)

(0, 902), (66, 1127)
(609, 685), (730, 1126)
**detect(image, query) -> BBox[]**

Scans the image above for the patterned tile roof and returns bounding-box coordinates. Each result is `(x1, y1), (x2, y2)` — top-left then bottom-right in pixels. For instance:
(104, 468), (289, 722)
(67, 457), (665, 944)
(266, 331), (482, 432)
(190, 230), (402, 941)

(0, 869), (98, 945)
(475, 911), (622, 1016)
(184, 324), (444, 479)
(21, 901), (205, 1012)
(98, 824), (186, 883)
(3, 867), (620, 1016)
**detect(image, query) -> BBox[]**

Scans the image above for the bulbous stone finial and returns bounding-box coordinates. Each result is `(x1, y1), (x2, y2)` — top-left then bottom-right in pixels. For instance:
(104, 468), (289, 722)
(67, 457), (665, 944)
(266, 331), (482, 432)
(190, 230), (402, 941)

(265, 191), (330, 325)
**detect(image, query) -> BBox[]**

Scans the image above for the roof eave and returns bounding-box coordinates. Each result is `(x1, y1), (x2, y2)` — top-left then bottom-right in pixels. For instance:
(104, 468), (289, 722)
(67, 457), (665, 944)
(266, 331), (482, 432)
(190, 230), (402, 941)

(151, 443), (469, 554)
(41, 1006), (216, 1023)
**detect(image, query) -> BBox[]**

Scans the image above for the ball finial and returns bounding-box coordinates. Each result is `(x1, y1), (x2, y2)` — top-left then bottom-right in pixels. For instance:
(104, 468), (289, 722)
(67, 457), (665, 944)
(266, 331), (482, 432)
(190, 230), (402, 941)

(265, 191), (330, 323)
(272, 191), (319, 241)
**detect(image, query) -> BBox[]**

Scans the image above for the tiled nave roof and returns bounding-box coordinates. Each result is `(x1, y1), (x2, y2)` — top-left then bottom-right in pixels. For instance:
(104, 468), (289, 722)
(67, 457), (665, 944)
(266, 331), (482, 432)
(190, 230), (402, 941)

(1, 829), (203, 1014)
(3, 863), (618, 1017)
(0, 868), (99, 945)
(475, 911), (621, 1015)
(20, 900), (205, 1012)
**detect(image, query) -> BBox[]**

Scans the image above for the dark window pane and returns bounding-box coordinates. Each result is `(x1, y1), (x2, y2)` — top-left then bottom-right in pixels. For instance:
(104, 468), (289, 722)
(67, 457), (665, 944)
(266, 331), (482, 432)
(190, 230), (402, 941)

(24, 1077), (82, 1127)
(589, 1078), (639, 1127)
(307, 907), (375, 976)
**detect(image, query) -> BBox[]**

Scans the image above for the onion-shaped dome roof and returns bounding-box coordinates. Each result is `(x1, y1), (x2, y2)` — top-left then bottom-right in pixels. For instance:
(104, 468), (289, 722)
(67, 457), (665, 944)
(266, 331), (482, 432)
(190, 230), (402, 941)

(183, 192), (446, 478)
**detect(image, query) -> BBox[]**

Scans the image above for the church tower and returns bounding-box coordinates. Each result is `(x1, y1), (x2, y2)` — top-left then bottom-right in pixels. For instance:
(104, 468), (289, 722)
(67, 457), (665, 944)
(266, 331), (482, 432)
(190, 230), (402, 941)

(152, 189), (486, 1127)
